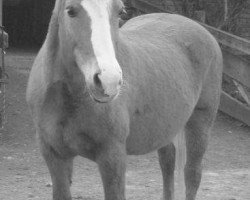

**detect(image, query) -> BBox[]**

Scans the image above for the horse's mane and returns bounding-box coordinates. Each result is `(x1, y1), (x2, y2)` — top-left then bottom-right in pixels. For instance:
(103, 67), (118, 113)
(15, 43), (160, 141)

(44, 0), (66, 58)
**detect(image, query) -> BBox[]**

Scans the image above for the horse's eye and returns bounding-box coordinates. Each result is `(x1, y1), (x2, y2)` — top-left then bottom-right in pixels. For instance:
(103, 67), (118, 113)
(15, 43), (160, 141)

(66, 6), (78, 18)
(118, 7), (127, 16)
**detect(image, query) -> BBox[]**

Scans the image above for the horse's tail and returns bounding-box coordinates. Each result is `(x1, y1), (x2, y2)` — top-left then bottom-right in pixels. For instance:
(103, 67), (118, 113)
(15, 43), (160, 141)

(174, 130), (186, 199)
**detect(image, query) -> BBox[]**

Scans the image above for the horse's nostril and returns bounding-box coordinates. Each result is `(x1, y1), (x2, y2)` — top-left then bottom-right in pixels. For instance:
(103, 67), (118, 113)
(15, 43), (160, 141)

(118, 79), (122, 86)
(92, 72), (122, 99)
(93, 73), (102, 89)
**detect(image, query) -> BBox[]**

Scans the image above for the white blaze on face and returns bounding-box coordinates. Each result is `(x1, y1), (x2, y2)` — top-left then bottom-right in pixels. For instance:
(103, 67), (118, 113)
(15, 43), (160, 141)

(81, 0), (121, 75)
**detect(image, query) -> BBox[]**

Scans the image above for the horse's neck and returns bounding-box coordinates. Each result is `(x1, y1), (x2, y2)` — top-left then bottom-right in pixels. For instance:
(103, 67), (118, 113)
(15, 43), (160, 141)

(42, 13), (71, 83)
(116, 33), (133, 71)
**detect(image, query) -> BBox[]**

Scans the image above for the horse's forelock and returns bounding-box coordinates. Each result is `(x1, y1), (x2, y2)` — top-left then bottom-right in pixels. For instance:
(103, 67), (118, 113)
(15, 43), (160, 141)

(53, 0), (66, 18)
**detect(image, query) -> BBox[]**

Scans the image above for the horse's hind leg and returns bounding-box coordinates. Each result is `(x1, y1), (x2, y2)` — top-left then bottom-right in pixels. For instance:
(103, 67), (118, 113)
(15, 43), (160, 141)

(158, 143), (175, 200)
(184, 106), (217, 200)
(184, 50), (222, 200)
(40, 139), (73, 200)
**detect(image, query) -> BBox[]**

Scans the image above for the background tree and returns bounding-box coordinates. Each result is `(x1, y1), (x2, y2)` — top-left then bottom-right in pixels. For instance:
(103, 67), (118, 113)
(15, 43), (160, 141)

(218, 0), (247, 33)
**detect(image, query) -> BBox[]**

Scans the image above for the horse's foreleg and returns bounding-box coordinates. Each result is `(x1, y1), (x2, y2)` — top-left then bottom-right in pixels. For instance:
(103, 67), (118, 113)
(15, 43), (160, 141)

(184, 108), (214, 200)
(40, 139), (73, 200)
(158, 143), (176, 200)
(97, 142), (126, 200)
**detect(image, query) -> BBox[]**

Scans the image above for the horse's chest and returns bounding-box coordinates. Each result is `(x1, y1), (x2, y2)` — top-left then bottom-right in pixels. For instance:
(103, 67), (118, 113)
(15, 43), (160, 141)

(40, 82), (80, 132)
(37, 82), (100, 159)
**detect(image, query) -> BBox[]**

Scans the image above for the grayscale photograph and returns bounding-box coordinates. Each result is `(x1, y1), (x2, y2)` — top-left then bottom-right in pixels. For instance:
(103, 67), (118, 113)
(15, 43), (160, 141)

(0, 0), (249, 200)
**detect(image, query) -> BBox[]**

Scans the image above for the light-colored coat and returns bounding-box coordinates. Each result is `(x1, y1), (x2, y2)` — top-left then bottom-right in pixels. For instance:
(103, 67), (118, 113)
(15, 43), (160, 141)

(27, 4), (223, 199)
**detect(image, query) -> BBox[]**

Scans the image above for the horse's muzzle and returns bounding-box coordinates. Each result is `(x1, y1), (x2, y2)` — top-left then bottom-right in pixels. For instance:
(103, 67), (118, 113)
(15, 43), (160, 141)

(89, 70), (123, 103)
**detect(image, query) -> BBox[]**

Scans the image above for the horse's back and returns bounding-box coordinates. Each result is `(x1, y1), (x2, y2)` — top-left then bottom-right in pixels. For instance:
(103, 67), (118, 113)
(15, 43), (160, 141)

(121, 13), (222, 103)
(121, 13), (221, 58)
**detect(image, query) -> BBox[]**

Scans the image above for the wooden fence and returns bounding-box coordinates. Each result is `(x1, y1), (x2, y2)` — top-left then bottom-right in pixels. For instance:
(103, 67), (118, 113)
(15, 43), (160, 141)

(131, 0), (250, 126)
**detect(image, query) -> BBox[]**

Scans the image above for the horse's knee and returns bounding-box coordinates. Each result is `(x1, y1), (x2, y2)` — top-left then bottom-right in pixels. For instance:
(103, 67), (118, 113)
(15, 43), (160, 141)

(96, 143), (126, 200)
(158, 143), (176, 173)
(39, 139), (73, 200)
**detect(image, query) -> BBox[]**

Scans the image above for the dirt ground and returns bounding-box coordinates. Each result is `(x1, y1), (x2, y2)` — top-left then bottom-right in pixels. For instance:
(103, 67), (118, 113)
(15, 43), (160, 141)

(0, 49), (250, 200)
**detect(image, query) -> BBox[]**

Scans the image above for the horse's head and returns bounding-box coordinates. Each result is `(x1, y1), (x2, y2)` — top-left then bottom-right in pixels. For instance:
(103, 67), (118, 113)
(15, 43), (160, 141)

(56, 0), (125, 103)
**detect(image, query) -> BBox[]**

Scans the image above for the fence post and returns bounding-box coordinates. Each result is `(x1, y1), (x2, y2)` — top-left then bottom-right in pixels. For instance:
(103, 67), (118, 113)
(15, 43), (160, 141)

(0, 0), (6, 129)
(0, 0), (2, 26)
(0, 0), (2, 129)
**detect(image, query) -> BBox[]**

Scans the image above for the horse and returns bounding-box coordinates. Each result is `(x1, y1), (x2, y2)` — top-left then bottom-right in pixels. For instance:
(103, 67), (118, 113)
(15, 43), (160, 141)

(26, 0), (223, 200)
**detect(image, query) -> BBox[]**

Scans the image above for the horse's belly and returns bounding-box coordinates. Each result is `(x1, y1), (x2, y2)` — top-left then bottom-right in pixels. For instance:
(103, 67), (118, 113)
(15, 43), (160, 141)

(126, 121), (176, 155)
(126, 96), (194, 155)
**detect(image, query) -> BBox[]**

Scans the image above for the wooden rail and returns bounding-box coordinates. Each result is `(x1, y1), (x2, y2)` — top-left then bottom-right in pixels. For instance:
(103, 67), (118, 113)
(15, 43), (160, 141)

(223, 51), (250, 89)
(220, 91), (250, 126)
(131, 0), (250, 126)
